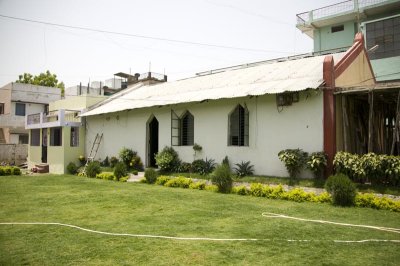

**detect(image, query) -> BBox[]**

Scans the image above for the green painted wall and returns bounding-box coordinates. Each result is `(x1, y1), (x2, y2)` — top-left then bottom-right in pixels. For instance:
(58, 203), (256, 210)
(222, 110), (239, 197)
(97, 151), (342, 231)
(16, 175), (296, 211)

(28, 129), (42, 169)
(63, 126), (85, 173)
(371, 57), (400, 82)
(313, 21), (356, 52)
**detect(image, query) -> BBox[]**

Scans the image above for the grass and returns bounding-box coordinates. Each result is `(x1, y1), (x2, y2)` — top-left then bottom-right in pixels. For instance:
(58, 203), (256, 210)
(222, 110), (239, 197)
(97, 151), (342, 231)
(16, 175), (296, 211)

(1, 175), (400, 265)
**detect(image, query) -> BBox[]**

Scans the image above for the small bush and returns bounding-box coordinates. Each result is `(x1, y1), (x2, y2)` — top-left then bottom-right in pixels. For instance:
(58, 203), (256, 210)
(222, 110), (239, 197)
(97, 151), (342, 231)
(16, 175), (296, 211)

(145, 168), (158, 184)
(325, 174), (357, 206)
(164, 177), (192, 188)
(189, 181), (207, 190)
(155, 146), (180, 172)
(114, 162), (127, 181)
(205, 185), (218, 192)
(211, 164), (232, 193)
(86, 161), (102, 178)
(155, 175), (171, 185)
(192, 158), (216, 175)
(234, 161), (254, 177)
(119, 176), (129, 182)
(130, 155), (144, 171)
(250, 183), (265, 197)
(66, 162), (78, 175)
(119, 147), (136, 167)
(176, 162), (192, 173)
(3, 166), (12, 176)
(278, 149), (308, 182)
(333, 152), (365, 182)
(232, 185), (248, 195)
(222, 156), (230, 168)
(96, 172), (115, 180)
(306, 152), (327, 179)
(11, 167), (21, 176)
(101, 156), (110, 167)
(132, 170), (138, 175)
(355, 193), (400, 212)
(110, 156), (119, 168)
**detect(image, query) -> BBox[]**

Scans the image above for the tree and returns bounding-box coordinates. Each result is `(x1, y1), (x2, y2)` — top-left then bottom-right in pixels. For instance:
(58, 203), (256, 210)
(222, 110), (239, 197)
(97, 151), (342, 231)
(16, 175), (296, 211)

(16, 70), (65, 96)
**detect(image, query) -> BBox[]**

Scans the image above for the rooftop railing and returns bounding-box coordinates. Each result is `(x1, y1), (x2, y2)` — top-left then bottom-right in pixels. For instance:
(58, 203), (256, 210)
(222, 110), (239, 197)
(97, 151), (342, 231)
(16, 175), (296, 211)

(296, 0), (390, 25)
(26, 109), (81, 128)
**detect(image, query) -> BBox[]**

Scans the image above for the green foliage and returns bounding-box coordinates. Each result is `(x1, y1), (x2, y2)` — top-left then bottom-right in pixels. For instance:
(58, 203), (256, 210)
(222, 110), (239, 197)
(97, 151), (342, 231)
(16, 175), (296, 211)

(306, 152), (327, 179)
(155, 146), (180, 172)
(0, 166), (20, 176)
(119, 176), (129, 182)
(130, 155), (144, 171)
(222, 156), (230, 168)
(66, 162), (78, 175)
(278, 149), (308, 181)
(78, 155), (86, 166)
(96, 172), (115, 181)
(334, 152), (400, 186)
(192, 158), (216, 175)
(211, 164), (232, 193)
(101, 156), (110, 167)
(176, 162), (192, 173)
(232, 185), (248, 195)
(355, 193), (400, 212)
(193, 143), (202, 152)
(189, 180), (207, 190)
(86, 161), (102, 178)
(132, 170), (138, 175)
(16, 70), (65, 94)
(155, 176), (172, 185)
(114, 162), (127, 181)
(119, 148), (136, 167)
(164, 177), (193, 188)
(325, 174), (357, 206)
(144, 168), (158, 184)
(110, 156), (119, 168)
(234, 161), (254, 178)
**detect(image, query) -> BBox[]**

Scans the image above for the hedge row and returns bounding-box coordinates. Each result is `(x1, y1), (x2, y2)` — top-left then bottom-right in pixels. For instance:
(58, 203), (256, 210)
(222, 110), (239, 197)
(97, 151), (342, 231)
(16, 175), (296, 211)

(0, 166), (21, 176)
(95, 172), (129, 182)
(334, 152), (400, 186)
(152, 176), (400, 212)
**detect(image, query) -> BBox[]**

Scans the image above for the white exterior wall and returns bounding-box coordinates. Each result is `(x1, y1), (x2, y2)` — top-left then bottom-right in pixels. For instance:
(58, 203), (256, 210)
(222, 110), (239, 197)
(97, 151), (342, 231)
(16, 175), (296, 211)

(86, 91), (324, 177)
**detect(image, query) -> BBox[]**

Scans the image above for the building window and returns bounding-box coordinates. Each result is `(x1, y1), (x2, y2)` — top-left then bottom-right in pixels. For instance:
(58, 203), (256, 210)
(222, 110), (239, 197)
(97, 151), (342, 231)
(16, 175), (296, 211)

(228, 104), (249, 146)
(171, 110), (194, 146)
(181, 111), (194, 146)
(0, 103), (4, 114)
(31, 129), (40, 146)
(50, 127), (62, 146)
(331, 25), (344, 33)
(366, 16), (400, 60)
(70, 127), (79, 147)
(19, 134), (29, 144)
(15, 103), (26, 116)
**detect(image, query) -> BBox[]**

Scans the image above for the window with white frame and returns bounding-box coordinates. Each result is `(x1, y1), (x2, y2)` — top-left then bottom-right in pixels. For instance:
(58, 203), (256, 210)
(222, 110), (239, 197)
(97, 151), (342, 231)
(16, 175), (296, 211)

(171, 110), (194, 146)
(30, 129), (40, 146)
(15, 103), (26, 116)
(228, 104), (249, 146)
(70, 127), (79, 147)
(50, 127), (62, 146)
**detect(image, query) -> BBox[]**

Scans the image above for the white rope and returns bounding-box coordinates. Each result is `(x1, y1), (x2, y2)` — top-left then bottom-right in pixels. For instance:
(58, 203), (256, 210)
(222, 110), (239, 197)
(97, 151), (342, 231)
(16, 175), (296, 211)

(1, 212), (399, 243)
(262, 212), (400, 234)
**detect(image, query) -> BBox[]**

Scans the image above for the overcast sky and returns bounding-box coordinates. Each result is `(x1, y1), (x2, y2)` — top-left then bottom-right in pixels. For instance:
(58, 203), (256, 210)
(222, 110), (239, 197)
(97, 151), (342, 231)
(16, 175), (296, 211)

(0, 0), (340, 88)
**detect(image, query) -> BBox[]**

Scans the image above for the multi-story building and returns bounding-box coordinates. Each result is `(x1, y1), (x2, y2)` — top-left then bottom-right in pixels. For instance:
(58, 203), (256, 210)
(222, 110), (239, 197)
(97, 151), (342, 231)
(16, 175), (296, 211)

(296, 0), (400, 81)
(0, 82), (61, 144)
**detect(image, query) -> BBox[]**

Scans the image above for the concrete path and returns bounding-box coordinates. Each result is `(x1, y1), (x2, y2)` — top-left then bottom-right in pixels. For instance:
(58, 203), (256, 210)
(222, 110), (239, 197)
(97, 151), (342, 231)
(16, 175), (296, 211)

(127, 172), (145, 182)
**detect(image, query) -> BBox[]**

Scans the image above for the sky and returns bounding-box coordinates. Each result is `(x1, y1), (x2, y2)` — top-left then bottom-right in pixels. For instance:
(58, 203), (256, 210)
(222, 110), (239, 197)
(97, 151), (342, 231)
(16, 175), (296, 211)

(0, 0), (341, 88)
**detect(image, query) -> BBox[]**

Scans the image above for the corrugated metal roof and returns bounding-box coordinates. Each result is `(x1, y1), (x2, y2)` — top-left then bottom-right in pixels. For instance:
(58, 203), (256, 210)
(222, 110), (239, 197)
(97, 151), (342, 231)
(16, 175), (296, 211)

(82, 53), (344, 117)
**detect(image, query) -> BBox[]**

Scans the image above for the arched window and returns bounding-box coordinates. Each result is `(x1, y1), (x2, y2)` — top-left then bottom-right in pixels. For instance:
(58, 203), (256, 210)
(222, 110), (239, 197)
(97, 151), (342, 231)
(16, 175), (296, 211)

(228, 105), (249, 146)
(181, 111), (194, 146)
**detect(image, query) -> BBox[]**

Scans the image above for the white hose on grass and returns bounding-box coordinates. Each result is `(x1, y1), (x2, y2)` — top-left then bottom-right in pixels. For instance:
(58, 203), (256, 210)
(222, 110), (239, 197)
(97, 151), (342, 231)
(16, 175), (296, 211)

(1, 212), (399, 243)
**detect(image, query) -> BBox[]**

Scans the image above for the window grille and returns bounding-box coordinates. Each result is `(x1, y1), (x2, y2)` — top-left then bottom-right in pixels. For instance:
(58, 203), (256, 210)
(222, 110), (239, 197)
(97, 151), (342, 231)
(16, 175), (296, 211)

(229, 105), (249, 146)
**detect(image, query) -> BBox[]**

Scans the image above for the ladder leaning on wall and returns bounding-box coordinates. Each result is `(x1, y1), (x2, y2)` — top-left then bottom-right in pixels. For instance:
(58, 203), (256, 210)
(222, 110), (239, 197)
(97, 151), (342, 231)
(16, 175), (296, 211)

(82, 133), (103, 176)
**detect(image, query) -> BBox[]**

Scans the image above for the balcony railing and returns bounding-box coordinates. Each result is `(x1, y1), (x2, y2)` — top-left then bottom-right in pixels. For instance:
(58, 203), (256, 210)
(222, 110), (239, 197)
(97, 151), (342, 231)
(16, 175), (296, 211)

(26, 109), (82, 129)
(296, 0), (390, 25)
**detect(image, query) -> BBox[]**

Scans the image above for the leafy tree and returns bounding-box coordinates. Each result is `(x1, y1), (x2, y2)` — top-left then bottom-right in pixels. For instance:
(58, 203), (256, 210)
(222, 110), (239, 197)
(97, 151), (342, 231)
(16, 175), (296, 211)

(16, 70), (65, 95)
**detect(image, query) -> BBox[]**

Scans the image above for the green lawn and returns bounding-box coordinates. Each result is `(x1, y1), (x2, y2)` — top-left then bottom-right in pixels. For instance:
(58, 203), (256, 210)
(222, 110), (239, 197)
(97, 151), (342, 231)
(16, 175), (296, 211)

(1, 175), (399, 265)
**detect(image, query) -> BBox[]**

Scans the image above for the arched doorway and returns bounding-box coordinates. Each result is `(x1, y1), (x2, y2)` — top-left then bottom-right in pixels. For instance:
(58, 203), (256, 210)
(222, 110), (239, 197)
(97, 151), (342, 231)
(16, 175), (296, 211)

(147, 116), (159, 167)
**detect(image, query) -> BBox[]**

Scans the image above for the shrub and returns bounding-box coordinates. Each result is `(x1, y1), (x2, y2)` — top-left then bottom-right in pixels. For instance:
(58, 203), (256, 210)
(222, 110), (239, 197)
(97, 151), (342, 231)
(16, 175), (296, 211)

(285, 188), (314, 202)
(381, 156), (400, 186)
(78, 155), (86, 166)
(0, 167), (4, 176)
(155, 146), (180, 172)
(278, 149), (308, 181)
(189, 180), (207, 190)
(270, 185), (285, 199)
(119, 176), (129, 182)
(355, 193), (400, 212)
(96, 172), (115, 180)
(66, 162), (78, 175)
(306, 152), (327, 179)
(164, 177), (192, 188)
(232, 185), (248, 195)
(110, 156), (119, 168)
(119, 147), (136, 167)
(11, 167), (21, 176)
(325, 174), (357, 206)
(222, 156), (230, 168)
(132, 170), (138, 175)
(192, 158), (216, 175)
(101, 156), (110, 167)
(176, 162), (192, 173)
(114, 162), (127, 181)
(192, 159), (206, 174)
(250, 183), (265, 197)
(333, 152), (365, 182)
(234, 161), (254, 178)
(193, 143), (202, 153)
(145, 168), (158, 184)
(211, 164), (232, 193)
(86, 161), (102, 178)
(130, 155), (144, 171)
(155, 175), (171, 185)
(3, 166), (12, 176)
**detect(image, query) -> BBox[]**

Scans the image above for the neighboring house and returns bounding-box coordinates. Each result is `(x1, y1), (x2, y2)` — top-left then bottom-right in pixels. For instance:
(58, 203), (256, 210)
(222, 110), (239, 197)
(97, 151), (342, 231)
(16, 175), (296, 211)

(0, 82), (61, 144)
(296, 0), (400, 82)
(25, 94), (106, 174)
(81, 34), (376, 177)
(297, 0), (400, 156)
